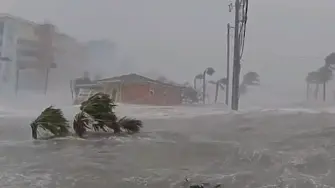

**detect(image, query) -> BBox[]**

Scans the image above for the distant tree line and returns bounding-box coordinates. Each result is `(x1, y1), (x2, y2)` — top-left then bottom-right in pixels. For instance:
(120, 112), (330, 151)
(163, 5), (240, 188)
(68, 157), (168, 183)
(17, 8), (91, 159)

(305, 52), (335, 101)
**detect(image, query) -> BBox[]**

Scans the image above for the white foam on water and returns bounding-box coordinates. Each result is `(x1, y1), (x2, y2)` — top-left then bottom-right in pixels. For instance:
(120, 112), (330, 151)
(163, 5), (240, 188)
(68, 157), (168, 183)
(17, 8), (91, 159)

(0, 104), (328, 119)
(1, 92), (335, 119)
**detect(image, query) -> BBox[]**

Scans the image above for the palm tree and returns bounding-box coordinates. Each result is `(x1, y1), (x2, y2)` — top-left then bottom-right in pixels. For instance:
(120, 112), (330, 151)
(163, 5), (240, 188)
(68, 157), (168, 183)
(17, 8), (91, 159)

(157, 75), (168, 83)
(30, 106), (70, 139)
(317, 66), (332, 101)
(202, 67), (215, 104)
(325, 52), (335, 68)
(74, 92), (143, 137)
(304, 52), (335, 101)
(182, 86), (199, 104)
(30, 93), (143, 139)
(239, 71), (260, 96)
(193, 74), (203, 90)
(305, 71), (319, 100)
(209, 78), (227, 103)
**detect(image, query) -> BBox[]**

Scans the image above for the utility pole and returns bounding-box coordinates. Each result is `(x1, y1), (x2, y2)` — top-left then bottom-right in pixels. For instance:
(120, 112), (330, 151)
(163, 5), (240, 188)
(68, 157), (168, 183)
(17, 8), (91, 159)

(231, 0), (241, 110)
(225, 23), (232, 106)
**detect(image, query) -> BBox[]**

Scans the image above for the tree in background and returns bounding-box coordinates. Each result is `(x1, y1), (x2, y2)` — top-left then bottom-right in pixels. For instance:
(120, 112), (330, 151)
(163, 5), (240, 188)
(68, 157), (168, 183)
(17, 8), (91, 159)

(209, 78), (227, 103)
(157, 75), (168, 83)
(305, 71), (319, 100)
(182, 86), (199, 104)
(239, 71), (260, 96)
(317, 66), (332, 101)
(305, 52), (335, 101)
(325, 52), (335, 68)
(193, 74), (203, 90)
(202, 67), (215, 104)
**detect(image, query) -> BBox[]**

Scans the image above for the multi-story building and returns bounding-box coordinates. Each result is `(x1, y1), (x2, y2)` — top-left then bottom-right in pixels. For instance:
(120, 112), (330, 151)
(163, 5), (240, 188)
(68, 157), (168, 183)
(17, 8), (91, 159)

(0, 14), (88, 94)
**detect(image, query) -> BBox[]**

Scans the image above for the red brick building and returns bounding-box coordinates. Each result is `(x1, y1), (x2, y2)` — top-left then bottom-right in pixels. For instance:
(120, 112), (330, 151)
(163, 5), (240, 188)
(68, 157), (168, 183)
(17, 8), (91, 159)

(97, 74), (183, 106)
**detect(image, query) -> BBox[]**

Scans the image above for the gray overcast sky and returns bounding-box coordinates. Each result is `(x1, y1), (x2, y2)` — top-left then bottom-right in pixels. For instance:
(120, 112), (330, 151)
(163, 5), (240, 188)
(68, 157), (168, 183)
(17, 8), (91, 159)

(2, 0), (335, 100)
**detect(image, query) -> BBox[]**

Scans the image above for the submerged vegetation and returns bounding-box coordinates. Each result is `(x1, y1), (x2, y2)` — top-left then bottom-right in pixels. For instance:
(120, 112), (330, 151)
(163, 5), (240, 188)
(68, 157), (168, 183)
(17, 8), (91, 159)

(30, 92), (143, 139)
(30, 106), (70, 139)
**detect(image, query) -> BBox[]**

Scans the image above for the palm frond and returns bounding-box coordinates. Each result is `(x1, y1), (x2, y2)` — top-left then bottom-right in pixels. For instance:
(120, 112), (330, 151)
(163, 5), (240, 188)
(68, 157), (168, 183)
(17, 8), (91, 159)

(30, 106), (69, 139)
(80, 92), (117, 120)
(325, 52), (335, 67)
(79, 92), (121, 134)
(78, 92), (143, 135)
(118, 116), (143, 134)
(317, 66), (333, 83)
(73, 111), (94, 137)
(219, 83), (225, 90)
(242, 71), (260, 86)
(80, 92), (116, 113)
(205, 67), (215, 76)
(218, 78), (228, 85)
(195, 74), (203, 79)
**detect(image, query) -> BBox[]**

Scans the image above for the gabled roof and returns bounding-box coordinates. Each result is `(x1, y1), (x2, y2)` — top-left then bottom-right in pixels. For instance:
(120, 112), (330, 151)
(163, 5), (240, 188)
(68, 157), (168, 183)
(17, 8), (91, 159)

(98, 73), (184, 88)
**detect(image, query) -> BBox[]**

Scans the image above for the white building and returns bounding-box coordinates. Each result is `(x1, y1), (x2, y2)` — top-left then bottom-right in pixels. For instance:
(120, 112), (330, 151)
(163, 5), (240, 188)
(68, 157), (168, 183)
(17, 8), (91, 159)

(0, 14), (88, 94)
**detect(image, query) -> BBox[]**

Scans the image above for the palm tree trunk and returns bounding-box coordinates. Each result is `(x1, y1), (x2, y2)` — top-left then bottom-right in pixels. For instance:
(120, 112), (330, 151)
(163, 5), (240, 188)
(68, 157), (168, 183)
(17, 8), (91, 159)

(214, 83), (219, 103)
(314, 84), (319, 100)
(193, 78), (197, 90)
(31, 127), (37, 139)
(323, 82), (326, 101)
(306, 82), (310, 100)
(202, 72), (206, 104)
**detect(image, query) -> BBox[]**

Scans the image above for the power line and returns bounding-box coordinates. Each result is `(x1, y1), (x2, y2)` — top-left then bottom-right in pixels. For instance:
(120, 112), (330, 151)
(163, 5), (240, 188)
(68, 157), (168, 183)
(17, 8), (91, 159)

(239, 0), (248, 59)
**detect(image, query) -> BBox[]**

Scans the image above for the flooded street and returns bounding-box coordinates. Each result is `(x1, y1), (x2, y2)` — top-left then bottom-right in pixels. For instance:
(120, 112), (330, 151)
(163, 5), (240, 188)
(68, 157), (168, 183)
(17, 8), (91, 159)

(0, 108), (334, 187)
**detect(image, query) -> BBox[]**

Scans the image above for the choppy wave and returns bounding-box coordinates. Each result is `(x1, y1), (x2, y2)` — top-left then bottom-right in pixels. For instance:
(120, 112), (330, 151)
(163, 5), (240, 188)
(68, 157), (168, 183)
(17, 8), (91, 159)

(0, 102), (335, 187)
(1, 102), (335, 120)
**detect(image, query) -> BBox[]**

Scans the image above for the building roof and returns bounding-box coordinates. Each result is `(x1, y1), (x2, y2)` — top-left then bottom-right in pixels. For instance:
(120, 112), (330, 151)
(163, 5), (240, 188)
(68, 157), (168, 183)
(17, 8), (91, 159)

(0, 13), (37, 26)
(98, 73), (185, 88)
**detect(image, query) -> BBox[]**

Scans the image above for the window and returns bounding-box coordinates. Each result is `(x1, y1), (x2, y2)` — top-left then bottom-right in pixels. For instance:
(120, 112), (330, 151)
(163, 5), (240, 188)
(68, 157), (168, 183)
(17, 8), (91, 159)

(17, 49), (38, 57)
(17, 39), (39, 49)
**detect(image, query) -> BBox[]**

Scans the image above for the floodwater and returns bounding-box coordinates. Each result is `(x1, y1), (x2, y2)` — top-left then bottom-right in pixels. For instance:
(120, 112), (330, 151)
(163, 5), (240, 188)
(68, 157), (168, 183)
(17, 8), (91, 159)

(0, 107), (335, 188)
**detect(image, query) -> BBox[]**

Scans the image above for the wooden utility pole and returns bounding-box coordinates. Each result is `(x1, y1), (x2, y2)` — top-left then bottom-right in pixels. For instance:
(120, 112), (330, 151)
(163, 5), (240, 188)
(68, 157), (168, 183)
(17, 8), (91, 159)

(231, 0), (241, 110)
(226, 23), (231, 106)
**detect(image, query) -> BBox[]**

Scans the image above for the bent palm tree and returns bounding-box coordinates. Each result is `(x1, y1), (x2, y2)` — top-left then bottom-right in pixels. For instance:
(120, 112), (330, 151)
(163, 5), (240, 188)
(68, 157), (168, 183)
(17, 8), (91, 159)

(209, 78), (227, 103)
(193, 74), (203, 90)
(202, 67), (215, 104)
(117, 117), (143, 133)
(73, 111), (94, 137)
(74, 92), (143, 137)
(317, 66), (332, 101)
(30, 106), (70, 139)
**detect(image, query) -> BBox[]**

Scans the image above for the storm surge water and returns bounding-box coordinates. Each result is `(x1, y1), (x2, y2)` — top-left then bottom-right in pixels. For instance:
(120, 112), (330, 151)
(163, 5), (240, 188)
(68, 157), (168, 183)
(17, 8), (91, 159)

(0, 95), (334, 187)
